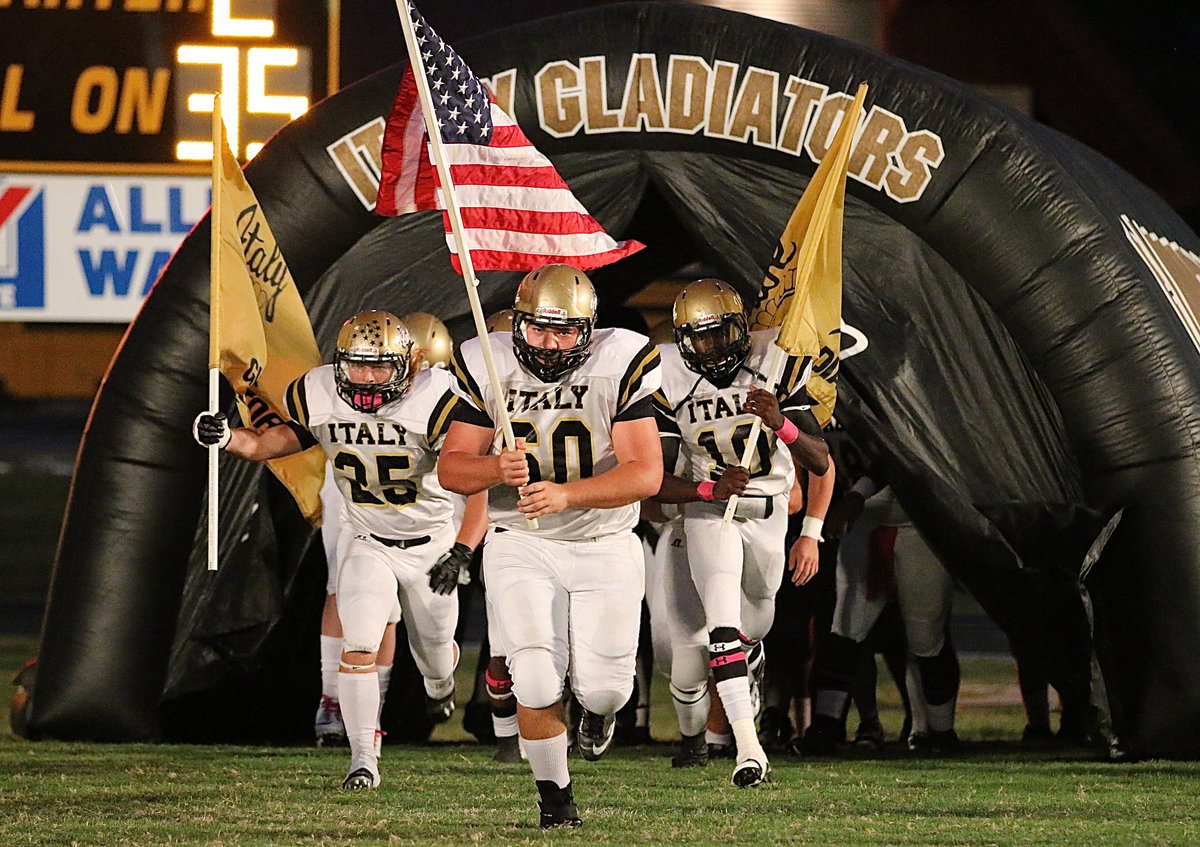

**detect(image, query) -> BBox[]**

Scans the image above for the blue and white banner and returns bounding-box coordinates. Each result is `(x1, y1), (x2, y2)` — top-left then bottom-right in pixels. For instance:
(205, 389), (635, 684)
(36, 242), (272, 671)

(0, 173), (209, 322)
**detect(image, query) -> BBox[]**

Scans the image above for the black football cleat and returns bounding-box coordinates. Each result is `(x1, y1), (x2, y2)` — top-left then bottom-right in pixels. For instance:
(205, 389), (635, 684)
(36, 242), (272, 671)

(671, 732), (710, 768)
(493, 734), (523, 764)
(853, 717), (886, 752)
(425, 688), (456, 725)
(796, 715), (842, 757)
(341, 767), (378, 791)
(908, 729), (960, 755)
(536, 780), (583, 829)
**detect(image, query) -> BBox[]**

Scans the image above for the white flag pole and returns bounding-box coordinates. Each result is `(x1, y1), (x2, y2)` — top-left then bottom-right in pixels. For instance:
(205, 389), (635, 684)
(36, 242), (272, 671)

(207, 95), (223, 570)
(394, 0), (537, 527)
(720, 345), (787, 528)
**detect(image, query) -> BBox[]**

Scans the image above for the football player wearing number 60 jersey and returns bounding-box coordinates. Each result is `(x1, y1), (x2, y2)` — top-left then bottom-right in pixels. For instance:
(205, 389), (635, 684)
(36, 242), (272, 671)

(192, 311), (486, 793)
(439, 264), (663, 830)
(653, 279), (829, 788)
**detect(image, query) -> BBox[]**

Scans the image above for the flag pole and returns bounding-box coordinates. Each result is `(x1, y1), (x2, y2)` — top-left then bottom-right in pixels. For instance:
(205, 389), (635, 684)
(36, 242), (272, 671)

(720, 345), (790, 527)
(393, 0), (536, 527)
(207, 94), (223, 570)
(721, 87), (865, 527)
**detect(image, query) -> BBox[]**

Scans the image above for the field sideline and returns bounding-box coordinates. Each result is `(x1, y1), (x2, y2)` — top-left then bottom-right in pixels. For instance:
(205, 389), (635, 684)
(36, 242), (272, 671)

(5, 639), (1199, 845)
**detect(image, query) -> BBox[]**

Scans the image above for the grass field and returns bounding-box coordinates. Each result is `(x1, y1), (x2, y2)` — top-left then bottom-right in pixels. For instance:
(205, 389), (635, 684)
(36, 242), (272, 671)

(4, 635), (1200, 846)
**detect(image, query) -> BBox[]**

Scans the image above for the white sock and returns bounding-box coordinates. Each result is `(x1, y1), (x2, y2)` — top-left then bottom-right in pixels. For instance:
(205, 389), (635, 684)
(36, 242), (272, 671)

(424, 674), (454, 700)
(320, 635), (341, 699)
(730, 716), (766, 762)
(376, 664), (392, 725)
(706, 729), (732, 747)
(714, 676), (755, 724)
(339, 671), (380, 773)
(522, 731), (570, 789)
(814, 689), (849, 721)
(493, 713), (519, 739)
(927, 699), (956, 733)
(671, 684), (709, 737)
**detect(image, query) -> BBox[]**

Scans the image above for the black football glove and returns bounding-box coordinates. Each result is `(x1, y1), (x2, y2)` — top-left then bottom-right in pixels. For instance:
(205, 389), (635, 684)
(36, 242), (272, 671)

(193, 412), (231, 449)
(427, 542), (473, 595)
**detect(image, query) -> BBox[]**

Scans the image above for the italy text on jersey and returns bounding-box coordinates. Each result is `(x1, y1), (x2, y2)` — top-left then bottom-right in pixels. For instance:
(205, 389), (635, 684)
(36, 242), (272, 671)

(289, 364), (459, 538)
(656, 331), (807, 498)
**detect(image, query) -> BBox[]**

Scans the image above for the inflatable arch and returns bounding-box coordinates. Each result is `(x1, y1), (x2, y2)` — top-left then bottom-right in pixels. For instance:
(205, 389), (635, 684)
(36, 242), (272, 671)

(30, 3), (1200, 758)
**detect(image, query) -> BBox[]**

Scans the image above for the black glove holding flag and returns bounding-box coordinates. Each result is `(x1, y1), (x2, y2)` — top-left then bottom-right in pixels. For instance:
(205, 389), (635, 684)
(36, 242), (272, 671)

(193, 412), (231, 449)
(427, 542), (473, 595)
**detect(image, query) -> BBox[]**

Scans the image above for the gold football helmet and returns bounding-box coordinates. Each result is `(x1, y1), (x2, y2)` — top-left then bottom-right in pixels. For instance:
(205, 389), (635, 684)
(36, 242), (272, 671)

(485, 308), (515, 334)
(512, 263), (597, 381)
(401, 312), (453, 369)
(648, 318), (675, 346)
(672, 278), (750, 385)
(334, 310), (415, 412)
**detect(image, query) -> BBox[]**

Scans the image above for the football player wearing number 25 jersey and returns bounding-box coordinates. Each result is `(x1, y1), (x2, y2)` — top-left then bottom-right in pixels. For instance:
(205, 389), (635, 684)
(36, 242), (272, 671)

(439, 264), (663, 830)
(193, 311), (486, 792)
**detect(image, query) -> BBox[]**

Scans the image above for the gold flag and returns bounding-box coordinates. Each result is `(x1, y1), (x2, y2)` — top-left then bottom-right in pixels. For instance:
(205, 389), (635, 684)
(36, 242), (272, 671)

(213, 115), (325, 524)
(748, 83), (867, 426)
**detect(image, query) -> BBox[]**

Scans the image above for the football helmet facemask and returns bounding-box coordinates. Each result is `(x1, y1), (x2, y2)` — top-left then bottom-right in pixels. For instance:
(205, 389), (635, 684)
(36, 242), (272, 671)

(401, 312), (453, 370)
(512, 264), (597, 382)
(673, 278), (750, 386)
(334, 310), (416, 412)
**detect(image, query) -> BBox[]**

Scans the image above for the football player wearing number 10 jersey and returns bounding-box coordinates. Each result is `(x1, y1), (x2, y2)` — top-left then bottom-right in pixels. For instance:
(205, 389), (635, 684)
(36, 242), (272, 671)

(439, 264), (663, 830)
(653, 279), (830, 788)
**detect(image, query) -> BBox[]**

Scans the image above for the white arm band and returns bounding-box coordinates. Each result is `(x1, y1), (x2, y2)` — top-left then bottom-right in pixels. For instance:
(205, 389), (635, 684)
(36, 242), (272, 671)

(800, 515), (824, 541)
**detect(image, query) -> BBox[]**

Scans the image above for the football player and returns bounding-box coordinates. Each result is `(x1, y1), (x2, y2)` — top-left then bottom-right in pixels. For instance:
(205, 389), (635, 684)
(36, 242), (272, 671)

(802, 467), (960, 755)
(653, 279), (829, 787)
(312, 311), (464, 747)
(402, 312), (455, 370)
(193, 311), (486, 790)
(438, 264), (662, 829)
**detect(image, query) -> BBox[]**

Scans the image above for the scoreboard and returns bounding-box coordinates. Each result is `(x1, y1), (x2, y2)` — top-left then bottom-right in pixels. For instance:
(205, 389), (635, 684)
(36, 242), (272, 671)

(0, 0), (335, 166)
(0, 0), (336, 322)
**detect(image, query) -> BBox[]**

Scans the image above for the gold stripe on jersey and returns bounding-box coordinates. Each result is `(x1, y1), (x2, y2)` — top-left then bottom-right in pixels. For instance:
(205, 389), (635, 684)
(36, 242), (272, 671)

(651, 389), (681, 435)
(426, 391), (460, 445)
(451, 346), (487, 412)
(617, 344), (661, 412)
(284, 376), (311, 428)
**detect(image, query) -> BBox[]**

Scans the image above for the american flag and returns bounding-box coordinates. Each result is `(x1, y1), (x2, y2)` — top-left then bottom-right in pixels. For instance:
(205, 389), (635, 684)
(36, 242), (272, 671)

(375, 1), (644, 273)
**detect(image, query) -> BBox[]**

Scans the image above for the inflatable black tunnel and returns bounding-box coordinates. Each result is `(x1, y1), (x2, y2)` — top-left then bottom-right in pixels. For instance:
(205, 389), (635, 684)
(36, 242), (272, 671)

(30, 3), (1200, 758)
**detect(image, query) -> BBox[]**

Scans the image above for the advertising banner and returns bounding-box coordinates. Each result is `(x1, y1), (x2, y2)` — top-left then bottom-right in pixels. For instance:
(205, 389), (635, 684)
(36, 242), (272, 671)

(0, 172), (208, 322)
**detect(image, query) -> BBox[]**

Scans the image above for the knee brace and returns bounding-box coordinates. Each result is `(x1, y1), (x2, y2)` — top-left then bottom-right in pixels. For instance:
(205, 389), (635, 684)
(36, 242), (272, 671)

(339, 660), (377, 672)
(576, 687), (629, 718)
(669, 680), (707, 706)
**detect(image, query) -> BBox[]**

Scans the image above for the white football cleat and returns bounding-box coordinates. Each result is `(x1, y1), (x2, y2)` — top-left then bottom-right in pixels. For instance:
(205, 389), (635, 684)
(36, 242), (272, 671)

(315, 695), (347, 747)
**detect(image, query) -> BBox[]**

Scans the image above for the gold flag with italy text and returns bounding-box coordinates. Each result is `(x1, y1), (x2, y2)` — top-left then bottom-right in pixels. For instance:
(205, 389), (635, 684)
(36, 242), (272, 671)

(213, 115), (324, 524)
(748, 82), (867, 427)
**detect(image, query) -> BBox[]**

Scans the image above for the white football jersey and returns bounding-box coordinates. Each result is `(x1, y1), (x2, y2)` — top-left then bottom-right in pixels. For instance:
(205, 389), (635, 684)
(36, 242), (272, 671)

(452, 328), (660, 540)
(655, 330), (812, 498)
(285, 364), (461, 539)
